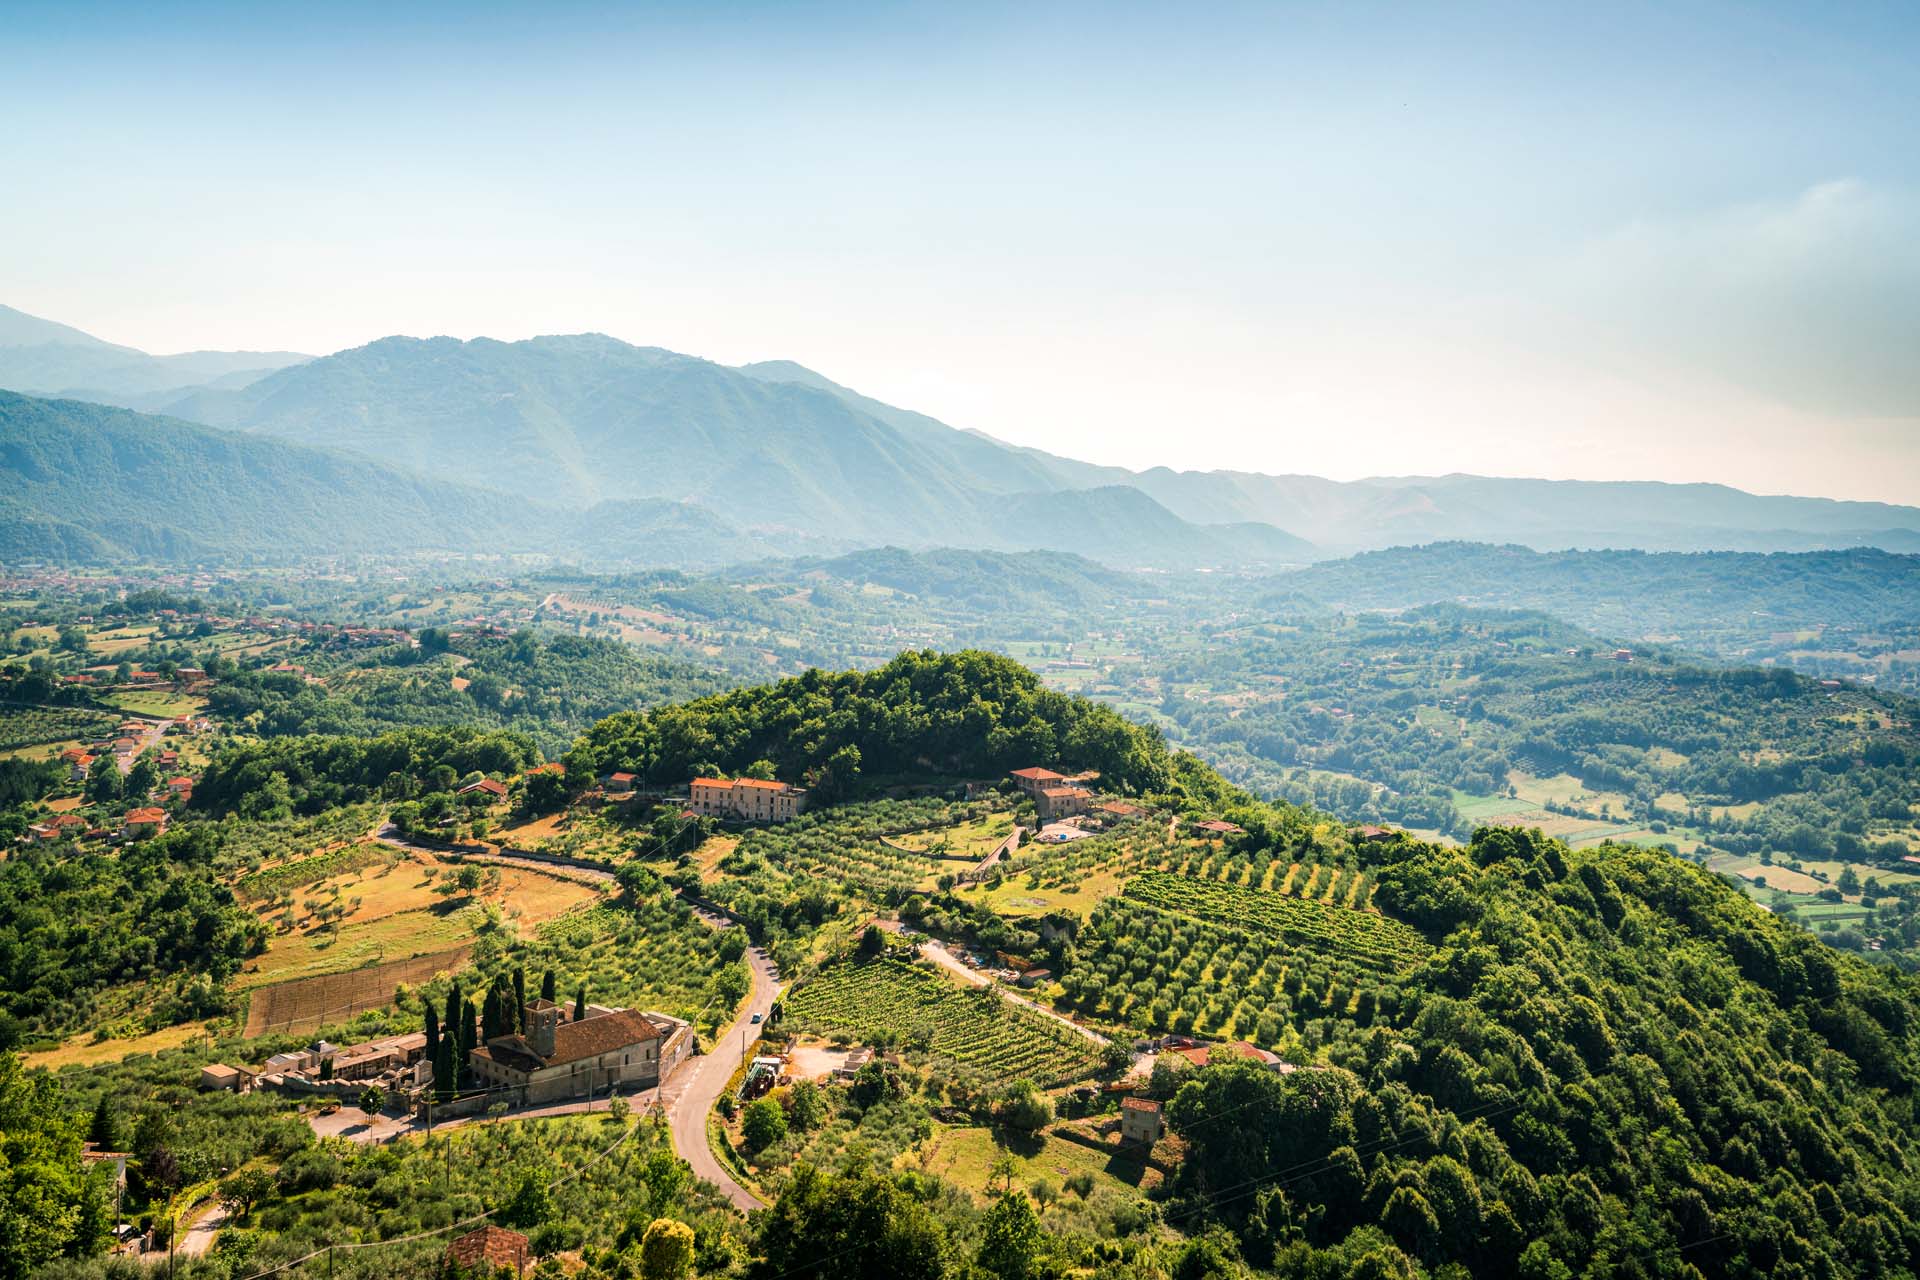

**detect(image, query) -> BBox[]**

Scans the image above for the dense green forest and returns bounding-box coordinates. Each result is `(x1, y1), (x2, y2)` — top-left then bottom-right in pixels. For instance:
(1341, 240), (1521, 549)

(190, 724), (540, 818)
(0, 828), (266, 1047)
(575, 648), (1177, 797)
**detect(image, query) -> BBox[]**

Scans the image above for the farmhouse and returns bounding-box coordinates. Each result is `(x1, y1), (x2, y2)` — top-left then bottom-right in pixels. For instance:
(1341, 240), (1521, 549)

(1009, 767), (1066, 795)
(1193, 819), (1244, 837)
(688, 776), (806, 823)
(1170, 1041), (1287, 1072)
(466, 998), (693, 1105)
(457, 777), (509, 800)
(1120, 1095), (1164, 1145)
(1034, 785), (1094, 823)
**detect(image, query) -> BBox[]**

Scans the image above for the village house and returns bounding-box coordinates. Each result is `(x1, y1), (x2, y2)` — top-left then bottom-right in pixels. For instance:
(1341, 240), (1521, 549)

(446, 1225), (530, 1278)
(456, 777), (509, 801)
(466, 998), (694, 1105)
(27, 813), (88, 844)
(688, 776), (806, 823)
(198, 1063), (249, 1092)
(165, 776), (195, 799)
(1120, 1095), (1165, 1145)
(604, 771), (636, 794)
(1193, 818), (1244, 837)
(123, 807), (168, 839)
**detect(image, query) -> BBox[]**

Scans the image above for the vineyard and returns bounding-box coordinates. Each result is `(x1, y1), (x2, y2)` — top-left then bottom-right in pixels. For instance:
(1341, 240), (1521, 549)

(1059, 889), (1427, 1048)
(784, 958), (1103, 1085)
(0, 702), (118, 752)
(1124, 871), (1427, 971)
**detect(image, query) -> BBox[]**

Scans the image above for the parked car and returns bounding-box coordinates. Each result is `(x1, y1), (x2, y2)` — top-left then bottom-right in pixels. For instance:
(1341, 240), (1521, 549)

(750, 1012), (763, 1024)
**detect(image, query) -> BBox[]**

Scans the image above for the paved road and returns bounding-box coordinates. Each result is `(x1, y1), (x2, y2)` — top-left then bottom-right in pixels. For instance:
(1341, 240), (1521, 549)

(878, 922), (1108, 1046)
(665, 916), (780, 1212)
(115, 715), (169, 776)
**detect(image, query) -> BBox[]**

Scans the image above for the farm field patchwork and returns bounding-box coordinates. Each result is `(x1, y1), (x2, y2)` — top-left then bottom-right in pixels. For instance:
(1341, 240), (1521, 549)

(784, 957), (1103, 1085)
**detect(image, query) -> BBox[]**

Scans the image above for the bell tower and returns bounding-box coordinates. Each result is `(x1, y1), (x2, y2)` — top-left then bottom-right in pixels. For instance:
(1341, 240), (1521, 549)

(526, 998), (561, 1058)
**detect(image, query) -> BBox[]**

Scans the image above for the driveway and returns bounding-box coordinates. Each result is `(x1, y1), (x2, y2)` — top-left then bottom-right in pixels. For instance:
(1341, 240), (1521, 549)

(664, 920), (779, 1212)
(878, 922), (1108, 1046)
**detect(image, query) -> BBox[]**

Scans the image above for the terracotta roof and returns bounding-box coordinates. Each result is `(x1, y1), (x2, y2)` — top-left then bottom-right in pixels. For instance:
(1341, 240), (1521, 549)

(459, 778), (509, 797)
(1010, 767), (1064, 781)
(1194, 819), (1244, 834)
(1097, 801), (1145, 816)
(609, 771), (636, 782)
(126, 808), (167, 824)
(478, 1008), (662, 1072)
(447, 1225), (529, 1272)
(690, 776), (729, 788)
(1039, 786), (1093, 799)
(1121, 1095), (1161, 1113)
(730, 777), (789, 791)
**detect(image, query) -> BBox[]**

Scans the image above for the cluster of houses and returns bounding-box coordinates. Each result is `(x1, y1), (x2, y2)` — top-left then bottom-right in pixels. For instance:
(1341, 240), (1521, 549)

(203, 996), (694, 1113)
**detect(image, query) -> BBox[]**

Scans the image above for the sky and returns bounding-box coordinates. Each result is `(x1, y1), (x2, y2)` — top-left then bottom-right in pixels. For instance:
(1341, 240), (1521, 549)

(3, 0), (1916, 504)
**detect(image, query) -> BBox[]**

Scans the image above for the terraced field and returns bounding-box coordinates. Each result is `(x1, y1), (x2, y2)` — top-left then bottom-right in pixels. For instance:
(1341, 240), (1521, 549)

(785, 958), (1103, 1085)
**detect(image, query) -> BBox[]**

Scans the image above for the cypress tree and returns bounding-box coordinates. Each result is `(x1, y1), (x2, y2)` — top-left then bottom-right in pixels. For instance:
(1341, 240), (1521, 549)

(433, 1036), (455, 1102)
(458, 1000), (478, 1091)
(424, 1002), (440, 1058)
(513, 966), (527, 1031)
(574, 986), (588, 1020)
(443, 981), (463, 1057)
(540, 969), (556, 1002)
(87, 1096), (118, 1150)
(482, 986), (503, 1044)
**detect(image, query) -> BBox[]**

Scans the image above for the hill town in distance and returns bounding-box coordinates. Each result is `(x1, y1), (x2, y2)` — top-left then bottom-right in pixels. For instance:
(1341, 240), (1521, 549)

(3, 295), (1920, 1280)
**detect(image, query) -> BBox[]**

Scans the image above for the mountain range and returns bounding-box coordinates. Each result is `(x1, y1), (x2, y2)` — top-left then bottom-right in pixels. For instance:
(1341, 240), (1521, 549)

(2, 303), (1917, 567)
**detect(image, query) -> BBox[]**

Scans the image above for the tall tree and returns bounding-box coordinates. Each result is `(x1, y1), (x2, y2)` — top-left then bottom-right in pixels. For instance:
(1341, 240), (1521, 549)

(512, 966), (527, 1031)
(574, 986), (588, 1020)
(423, 1001), (439, 1058)
(541, 969), (556, 1002)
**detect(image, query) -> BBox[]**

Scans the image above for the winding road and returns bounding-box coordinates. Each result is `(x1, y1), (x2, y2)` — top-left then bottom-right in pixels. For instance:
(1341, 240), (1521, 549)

(664, 922), (780, 1212)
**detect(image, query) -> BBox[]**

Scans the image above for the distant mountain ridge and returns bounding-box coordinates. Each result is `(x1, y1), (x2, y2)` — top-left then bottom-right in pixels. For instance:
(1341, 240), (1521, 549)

(6, 303), (1917, 561)
(0, 304), (309, 400)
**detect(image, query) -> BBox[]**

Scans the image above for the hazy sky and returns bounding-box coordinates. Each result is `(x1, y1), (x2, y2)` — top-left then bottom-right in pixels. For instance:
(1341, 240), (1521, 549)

(4, 1), (1916, 503)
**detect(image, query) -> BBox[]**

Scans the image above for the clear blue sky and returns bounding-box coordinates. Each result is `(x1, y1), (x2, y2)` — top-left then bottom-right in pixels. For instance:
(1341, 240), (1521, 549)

(4, 1), (1916, 502)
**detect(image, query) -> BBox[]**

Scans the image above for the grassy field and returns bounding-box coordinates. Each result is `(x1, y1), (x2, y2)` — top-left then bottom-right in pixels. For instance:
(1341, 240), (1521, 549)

(234, 851), (600, 991)
(22, 1020), (215, 1071)
(906, 1124), (1162, 1204)
(97, 688), (203, 717)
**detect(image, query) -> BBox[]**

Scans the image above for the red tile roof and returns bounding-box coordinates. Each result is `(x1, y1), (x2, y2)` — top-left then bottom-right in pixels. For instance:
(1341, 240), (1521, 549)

(125, 807), (168, 824)
(1010, 767), (1065, 781)
(1121, 1095), (1161, 1113)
